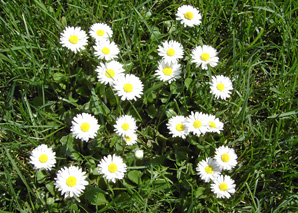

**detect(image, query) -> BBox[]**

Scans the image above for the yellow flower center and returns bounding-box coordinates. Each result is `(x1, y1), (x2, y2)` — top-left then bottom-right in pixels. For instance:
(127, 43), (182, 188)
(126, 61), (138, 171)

(221, 153), (230, 162)
(80, 122), (90, 132)
(102, 47), (110, 55)
(166, 48), (175, 56)
(200, 53), (210, 62)
(217, 83), (225, 91)
(193, 120), (201, 128)
(205, 165), (214, 174)
(219, 183), (228, 191)
(66, 176), (77, 187)
(108, 163), (118, 173)
(69, 35), (79, 44)
(105, 69), (115, 78)
(39, 154), (48, 163)
(176, 123), (184, 132)
(122, 123), (129, 130)
(184, 11), (194, 20)
(162, 67), (172, 76)
(96, 29), (105, 36)
(124, 136), (131, 141)
(123, 83), (133, 93)
(209, 121), (216, 128)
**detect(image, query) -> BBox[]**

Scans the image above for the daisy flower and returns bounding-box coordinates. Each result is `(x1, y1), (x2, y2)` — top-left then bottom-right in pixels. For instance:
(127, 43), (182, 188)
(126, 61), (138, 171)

(176, 5), (202, 27)
(196, 157), (221, 183)
(166, 115), (188, 139)
(94, 40), (119, 60)
(206, 115), (224, 134)
(70, 113), (100, 142)
(123, 133), (138, 145)
(214, 146), (238, 170)
(112, 74), (144, 101)
(95, 60), (124, 85)
(135, 150), (144, 159)
(191, 45), (219, 70)
(29, 144), (56, 170)
(89, 23), (113, 41)
(98, 154), (127, 183)
(211, 175), (236, 199)
(157, 40), (184, 64)
(54, 166), (88, 198)
(60, 26), (88, 53)
(155, 60), (181, 83)
(210, 75), (233, 100)
(185, 112), (209, 136)
(114, 115), (137, 137)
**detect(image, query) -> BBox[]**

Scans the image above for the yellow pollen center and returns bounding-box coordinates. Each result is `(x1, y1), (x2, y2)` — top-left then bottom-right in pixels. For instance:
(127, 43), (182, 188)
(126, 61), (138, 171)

(123, 83), (133, 93)
(176, 123), (184, 132)
(102, 47), (110, 55)
(193, 120), (201, 128)
(209, 121), (216, 128)
(66, 176), (77, 187)
(69, 35), (79, 44)
(217, 83), (225, 91)
(96, 29), (105, 36)
(221, 153), (230, 162)
(166, 48), (175, 56)
(124, 136), (132, 141)
(219, 183), (228, 191)
(80, 122), (90, 132)
(162, 67), (173, 76)
(205, 165), (214, 174)
(108, 163), (118, 173)
(39, 154), (48, 163)
(122, 123), (129, 130)
(184, 11), (194, 20)
(200, 53), (210, 62)
(105, 69), (115, 78)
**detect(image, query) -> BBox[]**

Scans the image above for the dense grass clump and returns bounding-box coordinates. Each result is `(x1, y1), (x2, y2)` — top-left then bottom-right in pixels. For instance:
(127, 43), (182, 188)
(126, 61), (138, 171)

(0, 0), (297, 212)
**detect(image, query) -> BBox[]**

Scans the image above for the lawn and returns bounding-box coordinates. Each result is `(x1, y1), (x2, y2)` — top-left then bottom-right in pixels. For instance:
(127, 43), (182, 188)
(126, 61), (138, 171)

(0, 0), (298, 212)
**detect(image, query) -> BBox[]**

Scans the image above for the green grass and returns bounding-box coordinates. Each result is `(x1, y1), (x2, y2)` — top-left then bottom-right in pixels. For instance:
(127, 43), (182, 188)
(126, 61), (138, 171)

(1, 0), (298, 212)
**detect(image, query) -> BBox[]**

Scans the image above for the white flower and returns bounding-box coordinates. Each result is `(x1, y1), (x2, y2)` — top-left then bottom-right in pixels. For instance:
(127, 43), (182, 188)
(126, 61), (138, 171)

(95, 60), (124, 85)
(206, 115), (224, 134)
(196, 157), (221, 183)
(112, 74), (144, 101)
(70, 113), (100, 142)
(135, 150), (144, 159)
(89, 23), (113, 41)
(211, 175), (236, 199)
(54, 166), (88, 198)
(123, 133), (138, 145)
(98, 154), (127, 183)
(176, 5), (202, 27)
(155, 60), (181, 83)
(166, 115), (188, 139)
(185, 112), (209, 136)
(94, 40), (119, 60)
(191, 45), (219, 70)
(214, 146), (238, 170)
(210, 75), (233, 100)
(114, 115), (137, 137)
(60, 26), (88, 53)
(157, 40), (184, 64)
(29, 144), (56, 170)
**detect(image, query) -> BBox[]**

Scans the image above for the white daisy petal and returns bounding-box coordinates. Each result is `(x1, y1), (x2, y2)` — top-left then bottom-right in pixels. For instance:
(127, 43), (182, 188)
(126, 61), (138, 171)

(185, 112), (209, 136)
(29, 144), (56, 170)
(214, 146), (238, 170)
(196, 157), (221, 183)
(54, 166), (88, 198)
(70, 113), (100, 142)
(98, 154), (127, 183)
(123, 133), (138, 145)
(210, 75), (233, 100)
(95, 60), (125, 85)
(155, 60), (181, 83)
(191, 45), (219, 70)
(206, 114), (224, 134)
(157, 40), (184, 64)
(89, 23), (113, 41)
(176, 5), (202, 27)
(60, 26), (88, 53)
(94, 40), (119, 60)
(114, 115), (137, 137)
(211, 175), (236, 199)
(166, 115), (189, 139)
